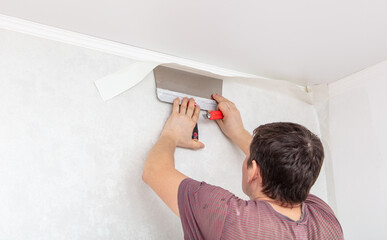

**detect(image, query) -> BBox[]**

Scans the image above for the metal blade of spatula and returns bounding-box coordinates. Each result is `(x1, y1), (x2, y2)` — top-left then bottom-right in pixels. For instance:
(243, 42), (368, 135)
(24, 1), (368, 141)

(153, 65), (223, 111)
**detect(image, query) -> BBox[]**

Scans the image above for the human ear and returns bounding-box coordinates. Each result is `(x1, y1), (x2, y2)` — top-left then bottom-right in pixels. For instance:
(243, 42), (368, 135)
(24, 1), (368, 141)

(247, 160), (259, 183)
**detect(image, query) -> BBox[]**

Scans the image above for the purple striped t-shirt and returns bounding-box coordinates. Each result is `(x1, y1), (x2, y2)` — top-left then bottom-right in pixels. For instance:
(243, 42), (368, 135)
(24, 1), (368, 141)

(178, 178), (343, 240)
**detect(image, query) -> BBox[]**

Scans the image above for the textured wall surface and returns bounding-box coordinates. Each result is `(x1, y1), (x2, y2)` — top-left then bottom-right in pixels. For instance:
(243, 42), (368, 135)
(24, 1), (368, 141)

(0, 29), (327, 239)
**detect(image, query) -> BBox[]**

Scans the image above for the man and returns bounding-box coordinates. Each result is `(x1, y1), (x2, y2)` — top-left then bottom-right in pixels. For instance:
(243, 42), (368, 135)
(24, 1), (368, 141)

(142, 94), (343, 239)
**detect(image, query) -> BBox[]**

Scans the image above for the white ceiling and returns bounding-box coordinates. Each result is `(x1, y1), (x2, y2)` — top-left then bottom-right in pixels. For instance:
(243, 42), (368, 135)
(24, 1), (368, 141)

(1, 0), (387, 85)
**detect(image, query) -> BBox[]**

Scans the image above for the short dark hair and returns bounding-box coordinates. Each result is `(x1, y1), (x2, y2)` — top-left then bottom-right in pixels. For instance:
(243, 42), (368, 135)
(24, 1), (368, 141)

(248, 122), (324, 206)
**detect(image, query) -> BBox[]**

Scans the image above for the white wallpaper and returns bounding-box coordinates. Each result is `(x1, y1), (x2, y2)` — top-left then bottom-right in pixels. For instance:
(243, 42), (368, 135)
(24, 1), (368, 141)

(0, 29), (327, 239)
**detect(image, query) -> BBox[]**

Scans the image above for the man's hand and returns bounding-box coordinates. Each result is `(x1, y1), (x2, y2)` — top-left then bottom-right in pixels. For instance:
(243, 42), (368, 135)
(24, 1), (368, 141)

(212, 93), (252, 155)
(211, 93), (245, 140)
(161, 97), (205, 150)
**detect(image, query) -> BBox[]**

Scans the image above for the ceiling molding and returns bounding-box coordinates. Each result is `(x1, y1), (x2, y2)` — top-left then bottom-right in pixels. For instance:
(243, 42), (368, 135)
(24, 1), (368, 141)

(0, 14), (271, 80)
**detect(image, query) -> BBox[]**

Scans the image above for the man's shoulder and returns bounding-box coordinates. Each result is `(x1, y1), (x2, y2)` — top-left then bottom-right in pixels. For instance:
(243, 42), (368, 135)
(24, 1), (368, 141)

(305, 194), (335, 214)
(178, 178), (239, 240)
(178, 178), (236, 204)
(304, 194), (344, 238)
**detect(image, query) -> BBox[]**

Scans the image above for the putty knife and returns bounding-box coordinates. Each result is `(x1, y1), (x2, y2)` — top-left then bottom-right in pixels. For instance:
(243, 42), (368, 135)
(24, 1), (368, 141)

(153, 65), (223, 111)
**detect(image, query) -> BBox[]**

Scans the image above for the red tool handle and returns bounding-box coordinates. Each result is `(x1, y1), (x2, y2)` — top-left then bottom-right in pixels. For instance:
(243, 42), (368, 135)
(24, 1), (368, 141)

(209, 110), (224, 120)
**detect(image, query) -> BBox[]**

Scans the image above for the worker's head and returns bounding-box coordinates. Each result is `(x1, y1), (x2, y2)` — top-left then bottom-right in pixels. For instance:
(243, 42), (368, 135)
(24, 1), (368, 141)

(242, 122), (324, 207)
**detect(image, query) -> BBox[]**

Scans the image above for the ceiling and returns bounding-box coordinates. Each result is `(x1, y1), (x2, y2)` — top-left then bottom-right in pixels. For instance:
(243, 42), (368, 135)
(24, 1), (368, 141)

(1, 0), (387, 85)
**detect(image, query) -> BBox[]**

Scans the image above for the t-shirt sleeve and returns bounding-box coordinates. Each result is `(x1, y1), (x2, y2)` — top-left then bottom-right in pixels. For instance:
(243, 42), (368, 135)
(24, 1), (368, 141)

(305, 194), (344, 239)
(178, 178), (234, 240)
(305, 194), (336, 216)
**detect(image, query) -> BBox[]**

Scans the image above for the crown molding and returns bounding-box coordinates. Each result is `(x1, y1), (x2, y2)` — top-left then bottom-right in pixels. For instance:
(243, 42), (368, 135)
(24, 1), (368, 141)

(0, 14), (266, 79)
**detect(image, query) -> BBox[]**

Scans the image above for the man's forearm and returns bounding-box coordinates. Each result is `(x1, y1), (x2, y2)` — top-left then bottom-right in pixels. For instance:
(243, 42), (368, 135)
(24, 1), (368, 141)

(143, 134), (177, 177)
(142, 133), (188, 216)
(232, 129), (253, 156)
(141, 97), (201, 217)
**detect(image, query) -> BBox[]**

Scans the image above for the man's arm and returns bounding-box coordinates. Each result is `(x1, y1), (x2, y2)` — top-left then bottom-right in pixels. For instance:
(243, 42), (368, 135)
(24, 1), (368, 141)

(212, 94), (252, 155)
(142, 97), (204, 217)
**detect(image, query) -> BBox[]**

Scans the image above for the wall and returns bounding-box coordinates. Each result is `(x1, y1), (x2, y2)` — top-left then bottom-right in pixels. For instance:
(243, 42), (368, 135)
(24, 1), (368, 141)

(0, 28), (328, 239)
(1, 0), (387, 85)
(329, 61), (387, 239)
